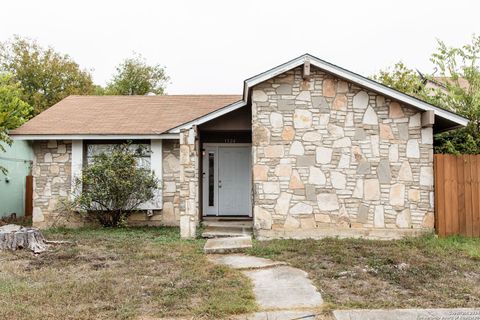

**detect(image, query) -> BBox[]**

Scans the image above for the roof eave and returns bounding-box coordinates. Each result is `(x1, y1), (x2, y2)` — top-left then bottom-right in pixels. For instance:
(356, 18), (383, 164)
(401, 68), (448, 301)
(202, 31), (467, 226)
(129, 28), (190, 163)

(167, 100), (246, 133)
(242, 53), (469, 130)
(10, 133), (180, 140)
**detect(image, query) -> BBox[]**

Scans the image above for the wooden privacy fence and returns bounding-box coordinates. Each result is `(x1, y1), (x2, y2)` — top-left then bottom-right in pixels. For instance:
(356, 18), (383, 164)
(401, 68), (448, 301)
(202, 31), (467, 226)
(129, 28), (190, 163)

(434, 154), (480, 237)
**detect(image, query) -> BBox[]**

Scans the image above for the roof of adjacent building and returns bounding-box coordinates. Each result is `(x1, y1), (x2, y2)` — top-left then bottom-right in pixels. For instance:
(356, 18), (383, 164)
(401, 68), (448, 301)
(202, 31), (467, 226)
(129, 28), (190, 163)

(10, 95), (242, 136)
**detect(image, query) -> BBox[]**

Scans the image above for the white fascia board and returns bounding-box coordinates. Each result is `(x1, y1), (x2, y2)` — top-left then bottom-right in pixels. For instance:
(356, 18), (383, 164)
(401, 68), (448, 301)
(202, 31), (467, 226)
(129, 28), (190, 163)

(244, 54), (469, 127)
(243, 55), (306, 98)
(11, 133), (180, 140)
(168, 100), (247, 133)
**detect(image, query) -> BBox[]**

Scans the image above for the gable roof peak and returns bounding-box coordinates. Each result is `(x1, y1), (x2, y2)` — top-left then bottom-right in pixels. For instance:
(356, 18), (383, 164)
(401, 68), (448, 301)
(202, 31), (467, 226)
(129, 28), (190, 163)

(242, 53), (467, 131)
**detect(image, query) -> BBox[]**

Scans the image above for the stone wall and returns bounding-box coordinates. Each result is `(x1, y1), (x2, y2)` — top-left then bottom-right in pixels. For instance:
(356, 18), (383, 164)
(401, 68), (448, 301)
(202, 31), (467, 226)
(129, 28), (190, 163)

(32, 139), (181, 228)
(179, 127), (199, 238)
(32, 140), (73, 228)
(252, 66), (434, 239)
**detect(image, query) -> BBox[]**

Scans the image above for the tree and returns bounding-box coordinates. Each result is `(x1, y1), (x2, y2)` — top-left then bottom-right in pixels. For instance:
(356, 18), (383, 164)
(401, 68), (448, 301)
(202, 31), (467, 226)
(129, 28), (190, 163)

(374, 35), (480, 154)
(0, 73), (32, 174)
(106, 54), (169, 95)
(68, 144), (159, 227)
(430, 36), (480, 154)
(373, 62), (432, 101)
(0, 36), (96, 116)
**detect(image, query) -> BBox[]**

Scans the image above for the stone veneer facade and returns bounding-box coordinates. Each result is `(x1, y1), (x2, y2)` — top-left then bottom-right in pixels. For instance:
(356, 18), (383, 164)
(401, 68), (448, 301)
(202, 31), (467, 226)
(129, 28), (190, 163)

(32, 140), (73, 228)
(252, 66), (435, 239)
(31, 139), (181, 228)
(178, 127), (199, 238)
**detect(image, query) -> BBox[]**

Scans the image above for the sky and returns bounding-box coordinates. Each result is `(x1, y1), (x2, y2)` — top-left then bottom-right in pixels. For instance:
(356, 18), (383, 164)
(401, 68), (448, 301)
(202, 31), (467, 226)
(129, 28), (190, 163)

(0, 0), (478, 94)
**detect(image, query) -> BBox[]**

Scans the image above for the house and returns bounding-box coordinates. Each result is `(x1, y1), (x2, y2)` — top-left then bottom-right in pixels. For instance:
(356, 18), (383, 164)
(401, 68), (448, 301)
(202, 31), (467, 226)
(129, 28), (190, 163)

(10, 54), (468, 239)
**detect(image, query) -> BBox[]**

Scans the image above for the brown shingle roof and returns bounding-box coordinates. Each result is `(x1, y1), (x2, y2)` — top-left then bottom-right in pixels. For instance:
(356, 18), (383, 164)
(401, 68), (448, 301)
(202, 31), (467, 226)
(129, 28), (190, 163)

(11, 95), (242, 135)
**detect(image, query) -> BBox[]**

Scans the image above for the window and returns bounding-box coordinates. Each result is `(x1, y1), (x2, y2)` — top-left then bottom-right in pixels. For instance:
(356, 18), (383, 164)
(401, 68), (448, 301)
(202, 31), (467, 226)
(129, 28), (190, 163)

(208, 151), (215, 206)
(85, 141), (151, 169)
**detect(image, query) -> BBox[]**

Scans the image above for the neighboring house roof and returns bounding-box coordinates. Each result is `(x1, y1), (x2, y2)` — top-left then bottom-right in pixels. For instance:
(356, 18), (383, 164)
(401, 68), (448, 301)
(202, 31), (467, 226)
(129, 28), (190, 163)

(11, 95), (241, 137)
(418, 70), (470, 92)
(433, 76), (470, 90)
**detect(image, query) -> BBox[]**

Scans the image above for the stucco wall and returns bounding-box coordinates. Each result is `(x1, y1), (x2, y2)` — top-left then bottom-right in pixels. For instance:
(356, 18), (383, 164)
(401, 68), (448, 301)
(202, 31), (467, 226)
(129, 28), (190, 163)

(32, 139), (181, 228)
(252, 66), (434, 239)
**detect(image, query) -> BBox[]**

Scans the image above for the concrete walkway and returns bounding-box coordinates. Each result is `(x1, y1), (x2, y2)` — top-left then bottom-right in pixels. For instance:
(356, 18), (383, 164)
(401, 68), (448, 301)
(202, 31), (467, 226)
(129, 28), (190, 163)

(208, 254), (324, 320)
(333, 308), (480, 320)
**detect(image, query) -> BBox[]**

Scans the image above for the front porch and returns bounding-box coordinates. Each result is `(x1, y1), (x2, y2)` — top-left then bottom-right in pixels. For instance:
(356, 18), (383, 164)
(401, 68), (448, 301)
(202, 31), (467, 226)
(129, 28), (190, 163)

(201, 216), (253, 238)
(178, 105), (254, 239)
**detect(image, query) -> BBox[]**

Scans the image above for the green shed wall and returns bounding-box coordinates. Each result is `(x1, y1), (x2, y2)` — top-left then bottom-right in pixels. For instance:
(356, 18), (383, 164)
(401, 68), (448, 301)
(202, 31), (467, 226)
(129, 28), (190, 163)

(0, 141), (34, 218)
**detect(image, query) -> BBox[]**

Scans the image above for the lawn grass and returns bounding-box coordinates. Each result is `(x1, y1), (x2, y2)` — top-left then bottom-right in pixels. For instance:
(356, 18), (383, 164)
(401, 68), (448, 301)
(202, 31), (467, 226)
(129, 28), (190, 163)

(0, 227), (256, 320)
(248, 235), (480, 310)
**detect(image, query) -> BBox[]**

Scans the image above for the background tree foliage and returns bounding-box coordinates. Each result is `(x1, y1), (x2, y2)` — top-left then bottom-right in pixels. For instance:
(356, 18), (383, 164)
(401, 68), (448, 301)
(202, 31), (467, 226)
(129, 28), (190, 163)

(0, 36), (96, 116)
(0, 73), (32, 173)
(105, 54), (169, 95)
(0, 37), (170, 118)
(68, 144), (159, 227)
(374, 35), (480, 154)
(374, 61), (428, 98)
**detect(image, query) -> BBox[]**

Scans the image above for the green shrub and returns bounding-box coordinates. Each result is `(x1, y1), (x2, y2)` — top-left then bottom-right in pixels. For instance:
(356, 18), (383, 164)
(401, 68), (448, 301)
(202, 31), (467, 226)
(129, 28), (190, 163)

(69, 143), (159, 227)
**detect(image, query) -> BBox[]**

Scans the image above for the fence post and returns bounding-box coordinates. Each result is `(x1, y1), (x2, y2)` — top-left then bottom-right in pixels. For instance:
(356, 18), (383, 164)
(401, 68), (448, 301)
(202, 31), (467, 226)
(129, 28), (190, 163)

(25, 175), (33, 219)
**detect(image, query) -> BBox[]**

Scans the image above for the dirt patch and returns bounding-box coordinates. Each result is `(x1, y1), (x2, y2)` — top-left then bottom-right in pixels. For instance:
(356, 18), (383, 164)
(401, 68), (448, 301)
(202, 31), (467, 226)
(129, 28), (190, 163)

(0, 213), (31, 227)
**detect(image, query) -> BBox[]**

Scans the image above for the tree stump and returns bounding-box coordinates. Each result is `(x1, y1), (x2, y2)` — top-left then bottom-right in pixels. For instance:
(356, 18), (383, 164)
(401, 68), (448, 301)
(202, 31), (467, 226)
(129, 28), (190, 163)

(0, 224), (47, 253)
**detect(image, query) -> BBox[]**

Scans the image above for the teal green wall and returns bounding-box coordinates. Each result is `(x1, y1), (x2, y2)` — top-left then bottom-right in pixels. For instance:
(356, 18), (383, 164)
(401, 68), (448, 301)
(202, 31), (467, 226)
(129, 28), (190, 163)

(0, 141), (34, 218)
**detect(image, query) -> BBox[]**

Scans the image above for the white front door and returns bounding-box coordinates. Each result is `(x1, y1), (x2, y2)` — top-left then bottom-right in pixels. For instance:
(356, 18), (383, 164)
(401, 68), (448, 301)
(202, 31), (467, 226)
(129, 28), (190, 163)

(202, 145), (251, 216)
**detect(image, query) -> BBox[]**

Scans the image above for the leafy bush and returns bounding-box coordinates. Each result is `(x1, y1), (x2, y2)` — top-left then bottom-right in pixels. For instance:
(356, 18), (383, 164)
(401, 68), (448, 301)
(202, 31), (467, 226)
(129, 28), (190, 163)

(69, 143), (159, 227)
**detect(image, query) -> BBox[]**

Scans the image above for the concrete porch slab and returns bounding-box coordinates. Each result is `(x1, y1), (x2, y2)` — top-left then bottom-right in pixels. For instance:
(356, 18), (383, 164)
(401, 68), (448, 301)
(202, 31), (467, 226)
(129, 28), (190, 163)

(203, 236), (252, 254)
(202, 226), (252, 238)
(202, 220), (253, 228)
(333, 308), (480, 320)
(208, 254), (287, 270)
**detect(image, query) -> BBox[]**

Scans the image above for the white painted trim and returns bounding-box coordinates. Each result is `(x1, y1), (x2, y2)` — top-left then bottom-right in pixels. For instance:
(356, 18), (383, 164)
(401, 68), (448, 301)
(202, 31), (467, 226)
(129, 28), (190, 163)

(244, 54), (468, 127)
(168, 101), (246, 133)
(138, 139), (163, 210)
(11, 134), (179, 141)
(71, 140), (83, 200)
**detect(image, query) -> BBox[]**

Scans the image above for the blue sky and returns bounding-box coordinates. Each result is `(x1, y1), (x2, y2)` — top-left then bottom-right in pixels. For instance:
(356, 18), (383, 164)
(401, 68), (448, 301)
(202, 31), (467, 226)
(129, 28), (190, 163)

(1, 0), (478, 94)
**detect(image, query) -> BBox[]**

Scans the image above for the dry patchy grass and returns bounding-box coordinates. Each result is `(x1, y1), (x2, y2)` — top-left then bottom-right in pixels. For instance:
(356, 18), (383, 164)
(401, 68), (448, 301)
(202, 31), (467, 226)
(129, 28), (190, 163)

(248, 235), (480, 310)
(0, 227), (256, 320)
